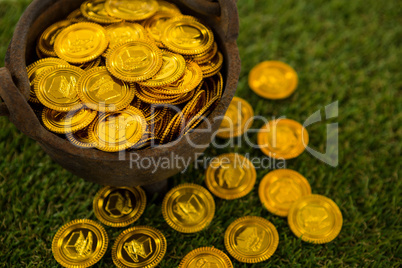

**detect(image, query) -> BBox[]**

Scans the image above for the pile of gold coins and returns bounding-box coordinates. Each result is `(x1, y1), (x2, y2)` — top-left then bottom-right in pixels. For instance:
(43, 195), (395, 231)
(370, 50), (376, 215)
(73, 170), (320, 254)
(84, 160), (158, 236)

(28, 0), (223, 152)
(52, 59), (343, 267)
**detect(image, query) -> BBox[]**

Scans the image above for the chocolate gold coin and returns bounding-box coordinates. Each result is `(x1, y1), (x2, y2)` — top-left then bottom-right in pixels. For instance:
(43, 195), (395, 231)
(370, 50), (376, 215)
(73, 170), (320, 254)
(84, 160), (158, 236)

(54, 22), (109, 64)
(258, 118), (309, 159)
(224, 216), (279, 263)
(162, 183), (215, 233)
(179, 247), (233, 268)
(112, 226), (167, 268)
(288, 194), (343, 244)
(42, 107), (97, 134)
(93, 186), (146, 227)
(105, 0), (159, 21)
(52, 219), (108, 268)
(206, 153), (256, 200)
(77, 67), (135, 112)
(249, 61), (298, 99)
(217, 96), (254, 139)
(259, 169), (312, 217)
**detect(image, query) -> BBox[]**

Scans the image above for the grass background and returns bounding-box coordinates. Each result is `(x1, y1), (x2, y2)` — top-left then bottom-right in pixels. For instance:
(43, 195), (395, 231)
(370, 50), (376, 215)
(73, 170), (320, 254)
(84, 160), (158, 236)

(0, 0), (401, 267)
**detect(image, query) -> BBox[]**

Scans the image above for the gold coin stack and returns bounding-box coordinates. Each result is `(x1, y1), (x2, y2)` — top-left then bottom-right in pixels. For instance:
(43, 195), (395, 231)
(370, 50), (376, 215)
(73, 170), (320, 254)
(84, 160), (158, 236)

(28, 0), (224, 152)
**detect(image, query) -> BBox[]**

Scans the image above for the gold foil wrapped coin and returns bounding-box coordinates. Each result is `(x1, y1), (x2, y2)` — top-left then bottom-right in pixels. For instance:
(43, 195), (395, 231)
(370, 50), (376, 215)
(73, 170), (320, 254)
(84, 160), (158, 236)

(52, 219), (108, 268)
(288, 194), (343, 244)
(161, 16), (214, 55)
(54, 22), (109, 64)
(106, 40), (163, 82)
(105, 0), (159, 21)
(162, 183), (215, 233)
(93, 186), (146, 227)
(42, 107), (97, 134)
(81, 0), (122, 24)
(205, 153), (256, 200)
(224, 216), (279, 263)
(106, 22), (147, 48)
(217, 96), (254, 139)
(89, 106), (147, 152)
(26, 58), (69, 104)
(77, 67), (135, 112)
(179, 247), (233, 268)
(249, 61), (298, 99)
(258, 118), (309, 159)
(38, 20), (76, 57)
(112, 226), (167, 268)
(259, 169), (312, 217)
(139, 50), (186, 87)
(34, 65), (84, 112)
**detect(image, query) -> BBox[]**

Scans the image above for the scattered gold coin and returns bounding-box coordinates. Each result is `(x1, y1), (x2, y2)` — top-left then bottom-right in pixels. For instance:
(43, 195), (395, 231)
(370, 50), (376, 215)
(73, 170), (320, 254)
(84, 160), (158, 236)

(258, 118), (309, 159)
(52, 219), (108, 268)
(249, 61), (298, 99)
(162, 183), (215, 233)
(205, 153), (256, 200)
(93, 186), (146, 227)
(224, 216), (279, 263)
(112, 226), (167, 268)
(259, 169), (312, 217)
(179, 247), (233, 268)
(288, 194), (343, 244)
(217, 96), (254, 139)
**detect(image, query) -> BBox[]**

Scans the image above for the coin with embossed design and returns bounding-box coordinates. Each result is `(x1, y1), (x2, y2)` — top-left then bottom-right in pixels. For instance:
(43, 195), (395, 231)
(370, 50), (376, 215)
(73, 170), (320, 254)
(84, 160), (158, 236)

(52, 219), (108, 268)
(179, 247), (233, 268)
(81, 0), (122, 24)
(258, 119), (309, 159)
(66, 126), (97, 148)
(106, 22), (147, 48)
(259, 169), (311, 217)
(162, 183), (215, 233)
(38, 20), (76, 57)
(54, 22), (109, 64)
(105, 0), (159, 21)
(143, 11), (177, 47)
(42, 107), (97, 134)
(206, 153), (256, 200)
(288, 194), (343, 244)
(112, 226), (167, 268)
(249, 61), (298, 99)
(93, 186), (146, 227)
(224, 216), (279, 263)
(106, 40), (163, 82)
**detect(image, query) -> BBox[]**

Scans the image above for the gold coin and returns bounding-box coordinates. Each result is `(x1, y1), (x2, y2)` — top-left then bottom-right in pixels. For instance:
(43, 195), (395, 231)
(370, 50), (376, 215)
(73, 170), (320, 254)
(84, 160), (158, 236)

(179, 247), (233, 268)
(66, 126), (96, 148)
(34, 65), (84, 112)
(157, 0), (181, 13)
(288, 194), (343, 244)
(26, 58), (69, 104)
(186, 42), (218, 64)
(105, 0), (159, 21)
(52, 219), (108, 268)
(105, 22), (147, 48)
(81, 0), (122, 24)
(205, 153), (256, 200)
(217, 96), (254, 139)
(77, 56), (102, 70)
(138, 50), (186, 87)
(112, 226), (167, 268)
(106, 40), (163, 82)
(38, 20), (76, 57)
(224, 216), (279, 263)
(258, 118), (309, 159)
(161, 16), (214, 55)
(162, 183), (215, 233)
(199, 51), (223, 78)
(67, 9), (88, 22)
(89, 106), (147, 152)
(42, 107), (97, 134)
(249, 61), (298, 99)
(143, 11), (177, 47)
(77, 67), (135, 112)
(54, 22), (109, 64)
(93, 186), (146, 227)
(258, 169), (312, 217)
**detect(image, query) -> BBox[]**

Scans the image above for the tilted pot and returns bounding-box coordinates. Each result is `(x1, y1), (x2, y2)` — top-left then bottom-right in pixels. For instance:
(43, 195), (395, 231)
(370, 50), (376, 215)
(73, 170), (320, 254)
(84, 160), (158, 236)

(0, 0), (240, 191)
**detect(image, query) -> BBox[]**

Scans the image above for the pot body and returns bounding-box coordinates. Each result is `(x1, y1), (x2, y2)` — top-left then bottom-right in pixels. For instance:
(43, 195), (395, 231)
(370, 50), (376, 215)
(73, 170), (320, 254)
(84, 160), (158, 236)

(0, 0), (240, 187)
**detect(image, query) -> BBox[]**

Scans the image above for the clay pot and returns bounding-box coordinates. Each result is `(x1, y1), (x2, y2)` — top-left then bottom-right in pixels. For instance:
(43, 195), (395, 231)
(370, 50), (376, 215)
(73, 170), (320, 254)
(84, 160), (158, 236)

(0, 0), (240, 191)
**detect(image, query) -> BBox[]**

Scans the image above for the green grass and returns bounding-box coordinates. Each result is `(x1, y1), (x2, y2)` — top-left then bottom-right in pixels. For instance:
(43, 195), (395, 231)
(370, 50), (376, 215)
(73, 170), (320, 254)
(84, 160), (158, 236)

(0, 0), (401, 267)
